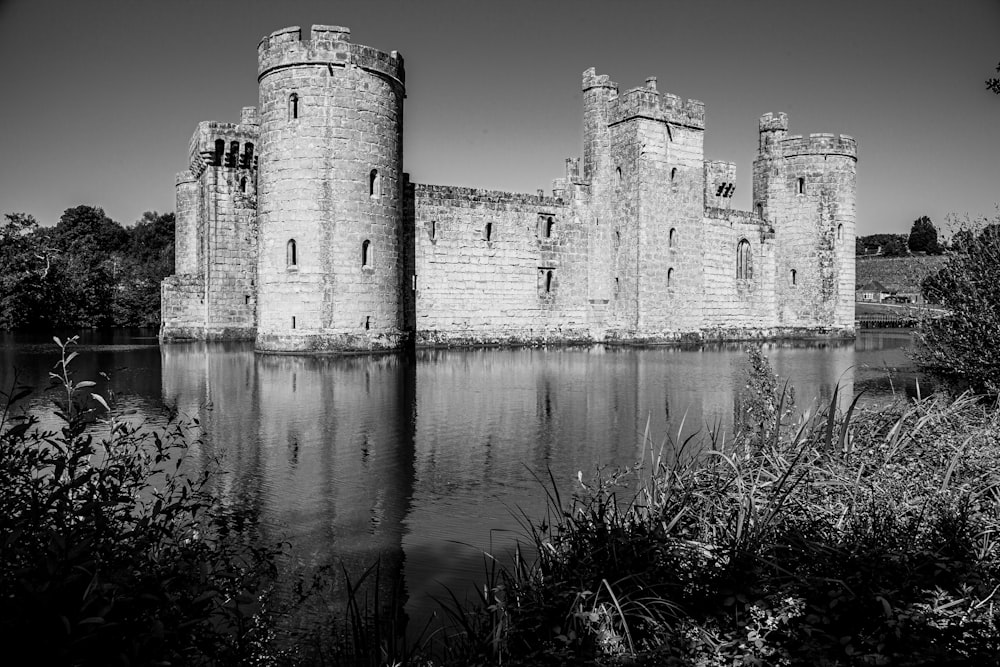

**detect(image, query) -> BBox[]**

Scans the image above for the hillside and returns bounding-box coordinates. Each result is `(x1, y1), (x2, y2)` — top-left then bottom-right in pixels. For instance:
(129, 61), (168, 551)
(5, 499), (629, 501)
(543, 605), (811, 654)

(856, 255), (947, 293)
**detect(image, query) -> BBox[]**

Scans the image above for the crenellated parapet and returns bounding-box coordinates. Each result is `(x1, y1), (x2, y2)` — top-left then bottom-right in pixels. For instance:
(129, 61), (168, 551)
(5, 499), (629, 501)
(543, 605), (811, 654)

(759, 112), (789, 133)
(607, 80), (705, 129)
(414, 183), (565, 208)
(257, 25), (405, 91)
(779, 133), (858, 160)
(187, 114), (260, 178)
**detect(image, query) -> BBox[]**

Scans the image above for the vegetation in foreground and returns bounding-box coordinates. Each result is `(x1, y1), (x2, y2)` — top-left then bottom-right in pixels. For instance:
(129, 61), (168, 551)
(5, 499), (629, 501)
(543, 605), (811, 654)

(0, 337), (281, 665)
(4, 338), (1000, 666)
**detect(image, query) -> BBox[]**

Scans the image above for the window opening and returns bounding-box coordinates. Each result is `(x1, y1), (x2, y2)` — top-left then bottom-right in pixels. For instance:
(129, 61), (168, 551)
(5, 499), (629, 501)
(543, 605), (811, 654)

(369, 169), (380, 198)
(614, 277), (620, 297)
(240, 176), (247, 193)
(670, 167), (677, 181)
(837, 224), (843, 241)
(291, 316), (296, 329)
(365, 316), (371, 330)
(430, 220), (437, 240)
(213, 139), (225, 167)
(226, 141), (239, 168)
(545, 216), (554, 238)
(289, 93), (299, 120)
(362, 239), (371, 268)
(667, 267), (674, 286)
(242, 143), (254, 169)
(736, 238), (752, 280)
(669, 228), (676, 248)
(287, 239), (297, 267)
(545, 270), (553, 293)
(797, 177), (805, 195)
(791, 269), (797, 285)
(616, 167), (623, 184)
(485, 222), (493, 242)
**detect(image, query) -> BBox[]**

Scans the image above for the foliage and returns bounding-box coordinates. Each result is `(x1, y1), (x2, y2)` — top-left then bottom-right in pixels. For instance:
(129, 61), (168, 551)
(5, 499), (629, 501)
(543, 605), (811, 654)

(987, 61), (1000, 94)
(856, 233), (908, 257)
(0, 336), (281, 665)
(908, 215), (941, 254)
(915, 214), (1000, 394)
(0, 207), (174, 330)
(434, 351), (1000, 666)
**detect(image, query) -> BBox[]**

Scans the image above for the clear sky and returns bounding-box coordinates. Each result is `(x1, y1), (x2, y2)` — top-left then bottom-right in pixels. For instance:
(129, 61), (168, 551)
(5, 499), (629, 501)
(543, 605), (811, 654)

(1, 0), (997, 236)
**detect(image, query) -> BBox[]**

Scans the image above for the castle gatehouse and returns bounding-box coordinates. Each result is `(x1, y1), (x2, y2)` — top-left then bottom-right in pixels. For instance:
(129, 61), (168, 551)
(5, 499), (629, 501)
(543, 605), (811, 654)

(160, 25), (857, 353)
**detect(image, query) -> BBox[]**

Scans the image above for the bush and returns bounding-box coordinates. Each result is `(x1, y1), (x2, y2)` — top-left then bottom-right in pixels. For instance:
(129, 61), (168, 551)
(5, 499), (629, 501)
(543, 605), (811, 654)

(0, 336), (281, 666)
(915, 214), (1000, 395)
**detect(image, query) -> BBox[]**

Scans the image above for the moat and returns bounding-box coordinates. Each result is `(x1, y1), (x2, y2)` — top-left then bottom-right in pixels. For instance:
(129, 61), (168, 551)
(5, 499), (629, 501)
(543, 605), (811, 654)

(0, 330), (917, 628)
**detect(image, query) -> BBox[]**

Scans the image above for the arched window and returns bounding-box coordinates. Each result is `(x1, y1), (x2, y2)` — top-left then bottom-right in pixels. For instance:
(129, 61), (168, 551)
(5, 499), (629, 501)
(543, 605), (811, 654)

(545, 270), (554, 293)
(797, 177), (805, 195)
(736, 238), (752, 280)
(213, 139), (225, 167)
(239, 176), (247, 193)
(369, 169), (380, 198)
(485, 222), (493, 242)
(755, 203), (764, 218)
(837, 224), (844, 241)
(545, 216), (555, 238)
(667, 267), (674, 286)
(287, 239), (297, 267)
(670, 167), (677, 182)
(289, 93), (299, 120)
(361, 239), (372, 268)
(616, 167), (623, 185)
(669, 228), (677, 248)
(790, 269), (797, 285)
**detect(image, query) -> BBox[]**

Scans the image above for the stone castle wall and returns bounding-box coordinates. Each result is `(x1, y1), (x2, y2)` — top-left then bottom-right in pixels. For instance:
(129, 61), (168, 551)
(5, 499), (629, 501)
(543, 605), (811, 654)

(160, 25), (857, 352)
(411, 185), (591, 345)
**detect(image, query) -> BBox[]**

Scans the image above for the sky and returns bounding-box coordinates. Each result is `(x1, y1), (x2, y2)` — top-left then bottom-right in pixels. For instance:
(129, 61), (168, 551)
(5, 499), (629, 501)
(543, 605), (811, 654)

(0, 0), (998, 237)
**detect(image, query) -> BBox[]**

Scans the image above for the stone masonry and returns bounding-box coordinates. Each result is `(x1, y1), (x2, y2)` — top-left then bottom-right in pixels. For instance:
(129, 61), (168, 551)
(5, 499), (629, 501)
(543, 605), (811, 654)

(160, 25), (857, 353)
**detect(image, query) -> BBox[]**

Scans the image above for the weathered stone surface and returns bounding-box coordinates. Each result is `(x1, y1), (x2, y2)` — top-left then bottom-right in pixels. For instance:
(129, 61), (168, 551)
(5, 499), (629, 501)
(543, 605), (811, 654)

(160, 26), (857, 353)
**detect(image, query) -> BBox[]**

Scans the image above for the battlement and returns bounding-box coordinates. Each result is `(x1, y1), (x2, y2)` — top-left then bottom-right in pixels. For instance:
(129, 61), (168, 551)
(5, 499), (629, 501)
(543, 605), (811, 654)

(779, 133), (858, 159)
(187, 117), (260, 177)
(582, 67), (618, 91)
(257, 24), (404, 87)
(414, 183), (565, 207)
(759, 112), (789, 132)
(606, 79), (705, 129)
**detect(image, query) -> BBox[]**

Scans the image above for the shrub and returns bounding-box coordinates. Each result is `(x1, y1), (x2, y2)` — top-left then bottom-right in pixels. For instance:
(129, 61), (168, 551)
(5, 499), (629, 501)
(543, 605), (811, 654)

(0, 336), (281, 666)
(915, 213), (1000, 395)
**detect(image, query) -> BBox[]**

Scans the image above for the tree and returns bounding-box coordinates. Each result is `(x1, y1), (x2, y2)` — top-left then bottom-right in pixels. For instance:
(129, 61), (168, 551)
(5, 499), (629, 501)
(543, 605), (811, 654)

(113, 211), (176, 326)
(855, 233), (909, 256)
(987, 61), (1000, 94)
(908, 215), (940, 254)
(914, 214), (1000, 394)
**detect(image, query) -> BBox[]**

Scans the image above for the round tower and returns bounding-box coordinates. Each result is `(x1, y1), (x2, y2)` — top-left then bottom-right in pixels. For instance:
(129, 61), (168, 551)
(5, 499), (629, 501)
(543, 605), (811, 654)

(755, 118), (857, 331)
(255, 25), (406, 353)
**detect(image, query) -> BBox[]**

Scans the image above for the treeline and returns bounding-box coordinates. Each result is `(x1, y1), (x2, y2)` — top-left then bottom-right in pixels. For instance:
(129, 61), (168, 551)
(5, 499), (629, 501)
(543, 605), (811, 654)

(856, 215), (944, 256)
(0, 206), (174, 330)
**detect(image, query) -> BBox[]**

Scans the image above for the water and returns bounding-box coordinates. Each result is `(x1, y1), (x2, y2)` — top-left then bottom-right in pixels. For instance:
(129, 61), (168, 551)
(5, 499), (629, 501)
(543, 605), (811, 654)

(0, 330), (920, 633)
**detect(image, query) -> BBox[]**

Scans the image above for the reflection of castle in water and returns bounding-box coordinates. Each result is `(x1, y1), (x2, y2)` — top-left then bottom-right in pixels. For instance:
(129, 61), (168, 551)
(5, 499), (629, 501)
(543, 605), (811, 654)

(160, 343), (416, 631)
(159, 340), (856, 627)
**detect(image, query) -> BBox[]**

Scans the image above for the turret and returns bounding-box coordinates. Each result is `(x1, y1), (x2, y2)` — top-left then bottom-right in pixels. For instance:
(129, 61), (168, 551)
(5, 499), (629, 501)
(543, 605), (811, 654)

(255, 25), (407, 353)
(753, 113), (858, 331)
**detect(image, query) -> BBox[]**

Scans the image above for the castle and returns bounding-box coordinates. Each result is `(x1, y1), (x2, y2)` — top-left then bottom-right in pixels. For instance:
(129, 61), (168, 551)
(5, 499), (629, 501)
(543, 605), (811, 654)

(160, 25), (857, 353)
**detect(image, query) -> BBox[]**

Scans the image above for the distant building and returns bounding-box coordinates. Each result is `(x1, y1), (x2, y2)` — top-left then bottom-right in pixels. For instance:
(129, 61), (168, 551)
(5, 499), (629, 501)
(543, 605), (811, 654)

(160, 25), (857, 353)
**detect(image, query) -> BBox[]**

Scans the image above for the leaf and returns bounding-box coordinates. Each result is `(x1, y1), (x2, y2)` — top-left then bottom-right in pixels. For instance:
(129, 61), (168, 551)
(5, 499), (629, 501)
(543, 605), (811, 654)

(74, 381), (96, 390)
(91, 393), (110, 411)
